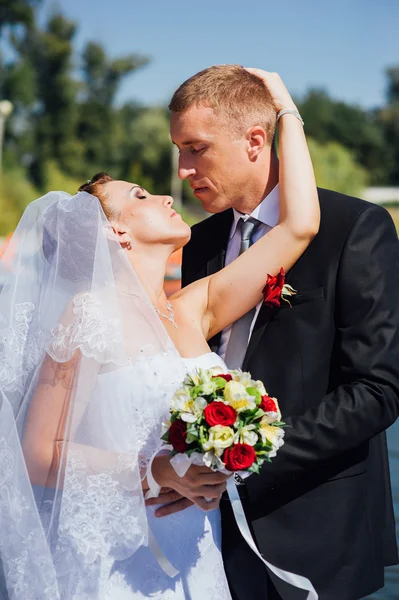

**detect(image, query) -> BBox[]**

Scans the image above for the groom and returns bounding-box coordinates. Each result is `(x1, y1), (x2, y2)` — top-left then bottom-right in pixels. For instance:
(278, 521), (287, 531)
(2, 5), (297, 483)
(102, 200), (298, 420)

(155, 66), (399, 599)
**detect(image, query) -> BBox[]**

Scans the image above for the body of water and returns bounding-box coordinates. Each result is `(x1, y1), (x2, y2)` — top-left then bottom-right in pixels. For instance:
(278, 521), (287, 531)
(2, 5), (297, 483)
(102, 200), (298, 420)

(367, 419), (399, 599)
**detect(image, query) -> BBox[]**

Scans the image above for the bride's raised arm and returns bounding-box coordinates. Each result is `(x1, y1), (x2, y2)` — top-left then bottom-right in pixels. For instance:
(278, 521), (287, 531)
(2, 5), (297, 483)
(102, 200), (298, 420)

(190, 71), (320, 340)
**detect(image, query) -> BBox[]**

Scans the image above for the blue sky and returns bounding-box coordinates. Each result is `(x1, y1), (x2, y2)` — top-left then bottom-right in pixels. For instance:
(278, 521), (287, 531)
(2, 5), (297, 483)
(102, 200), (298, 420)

(37, 0), (397, 110)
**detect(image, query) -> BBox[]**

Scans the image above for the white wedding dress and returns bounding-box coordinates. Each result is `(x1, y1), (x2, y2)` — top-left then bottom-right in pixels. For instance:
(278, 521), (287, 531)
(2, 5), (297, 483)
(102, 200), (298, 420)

(85, 351), (233, 600)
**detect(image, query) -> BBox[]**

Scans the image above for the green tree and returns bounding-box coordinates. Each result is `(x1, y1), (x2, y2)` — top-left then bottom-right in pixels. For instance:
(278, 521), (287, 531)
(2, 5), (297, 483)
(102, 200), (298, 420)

(386, 66), (399, 104)
(0, 166), (39, 234)
(77, 42), (149, 176)
(375, 67), (399, 185)
(298, 89), (386, 184)
(121, 107), (172, 193)
(0, 0), (41, 32)
(1, 11), (82, 182)
(308, 138), (368, 196)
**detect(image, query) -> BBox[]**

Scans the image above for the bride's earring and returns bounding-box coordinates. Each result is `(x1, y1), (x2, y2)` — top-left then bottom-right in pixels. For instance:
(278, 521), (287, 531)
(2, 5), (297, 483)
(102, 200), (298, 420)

(126, 241), (132, 251)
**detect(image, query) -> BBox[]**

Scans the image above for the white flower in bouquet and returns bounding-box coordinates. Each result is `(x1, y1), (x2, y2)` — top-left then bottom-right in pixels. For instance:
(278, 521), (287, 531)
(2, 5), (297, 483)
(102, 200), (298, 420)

(203, 449), (226, 470)
(224, 381), (257, 412)
(200, 380), (218, 395)
(184, 366), (220, 388)
(170, 388), (192, 411)
(230, 370), (254, 388)
(254, 380), (267, 396)
(259, 419), (285, 457)
(181, 397), (208, 423)
(171, 390), (207, 423)
(208, 366), (227, 377)
(236, 424), (258, 446)
(202, 425), (235, 451)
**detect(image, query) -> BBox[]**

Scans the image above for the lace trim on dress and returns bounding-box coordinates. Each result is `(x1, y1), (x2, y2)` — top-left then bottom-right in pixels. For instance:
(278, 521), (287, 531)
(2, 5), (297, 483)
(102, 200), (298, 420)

(46, 292), (124, 365)
(0, 436), (59, 600)
(0, 302), (39, 393)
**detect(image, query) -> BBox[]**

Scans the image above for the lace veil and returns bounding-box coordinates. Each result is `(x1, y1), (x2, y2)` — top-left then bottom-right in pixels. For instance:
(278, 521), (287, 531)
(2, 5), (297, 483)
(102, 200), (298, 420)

(0, 191), (184, 599)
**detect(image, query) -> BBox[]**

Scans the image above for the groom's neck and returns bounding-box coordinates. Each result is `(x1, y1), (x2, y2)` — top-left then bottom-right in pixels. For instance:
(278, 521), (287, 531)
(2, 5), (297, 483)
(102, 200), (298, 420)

(233, 154), (279, 215)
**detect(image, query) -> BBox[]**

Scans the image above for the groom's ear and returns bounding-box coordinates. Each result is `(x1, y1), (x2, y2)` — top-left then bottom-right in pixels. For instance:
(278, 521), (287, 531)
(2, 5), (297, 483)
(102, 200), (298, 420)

(246, 126), (267, 161)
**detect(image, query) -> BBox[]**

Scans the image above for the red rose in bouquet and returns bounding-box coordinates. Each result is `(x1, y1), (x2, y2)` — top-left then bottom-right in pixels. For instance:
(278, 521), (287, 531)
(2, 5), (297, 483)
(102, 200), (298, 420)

(262, 268), (285, 308)
(223, 443), (256, 471)
(260, 395), (278, 413)
(169, 420), (188, 452)
(204, 403), (237, 427)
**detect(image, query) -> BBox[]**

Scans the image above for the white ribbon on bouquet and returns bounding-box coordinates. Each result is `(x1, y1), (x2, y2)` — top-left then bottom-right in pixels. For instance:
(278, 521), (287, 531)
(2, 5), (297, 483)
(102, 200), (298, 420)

(145, 449), (318, 600)
(226, 477), (318, 600)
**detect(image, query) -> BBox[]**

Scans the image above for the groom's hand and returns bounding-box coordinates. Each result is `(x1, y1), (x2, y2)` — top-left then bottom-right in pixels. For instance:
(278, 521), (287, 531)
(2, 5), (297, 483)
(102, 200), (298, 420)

(150, 454), (230, 512)
(145, 488), (194, 517)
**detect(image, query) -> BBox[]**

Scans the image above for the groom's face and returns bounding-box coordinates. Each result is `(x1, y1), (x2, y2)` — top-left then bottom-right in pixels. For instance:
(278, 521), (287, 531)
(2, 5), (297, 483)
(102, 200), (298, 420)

(170, 105), (252, 213)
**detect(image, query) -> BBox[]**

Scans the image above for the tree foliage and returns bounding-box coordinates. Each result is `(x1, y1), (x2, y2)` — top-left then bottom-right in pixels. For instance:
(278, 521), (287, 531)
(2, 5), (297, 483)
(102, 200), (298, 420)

(0, 1), (398, 235)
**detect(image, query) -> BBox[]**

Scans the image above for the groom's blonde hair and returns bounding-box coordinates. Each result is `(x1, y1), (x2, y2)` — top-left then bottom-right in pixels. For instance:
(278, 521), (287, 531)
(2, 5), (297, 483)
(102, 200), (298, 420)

(169, 65), (276, 143)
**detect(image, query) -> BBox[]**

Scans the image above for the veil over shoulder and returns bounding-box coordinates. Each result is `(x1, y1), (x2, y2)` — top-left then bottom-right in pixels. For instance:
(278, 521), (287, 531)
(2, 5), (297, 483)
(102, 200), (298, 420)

(0, 191), (185, 599)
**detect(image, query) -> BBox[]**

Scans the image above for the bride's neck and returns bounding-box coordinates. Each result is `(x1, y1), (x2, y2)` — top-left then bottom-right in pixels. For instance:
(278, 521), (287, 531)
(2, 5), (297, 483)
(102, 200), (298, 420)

(127, 245), (172, 305)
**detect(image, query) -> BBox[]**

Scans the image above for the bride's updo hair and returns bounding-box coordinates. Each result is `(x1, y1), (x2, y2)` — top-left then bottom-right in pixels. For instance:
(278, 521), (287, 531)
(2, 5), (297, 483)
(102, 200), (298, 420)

(78, 172), (117, 220)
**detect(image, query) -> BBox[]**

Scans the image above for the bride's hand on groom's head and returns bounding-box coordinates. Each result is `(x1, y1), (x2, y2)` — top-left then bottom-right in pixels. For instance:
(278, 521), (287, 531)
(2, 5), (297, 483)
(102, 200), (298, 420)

(244, 68), (297, 113)
(150, 455), (230, 513)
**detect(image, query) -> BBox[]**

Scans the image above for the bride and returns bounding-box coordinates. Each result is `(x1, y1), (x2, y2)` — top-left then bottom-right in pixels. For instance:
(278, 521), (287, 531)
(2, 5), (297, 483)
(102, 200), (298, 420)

(0, 71), (319, 599)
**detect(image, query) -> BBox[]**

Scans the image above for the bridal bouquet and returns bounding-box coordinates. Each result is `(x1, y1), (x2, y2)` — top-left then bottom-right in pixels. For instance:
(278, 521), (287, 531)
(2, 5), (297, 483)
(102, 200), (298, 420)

(161, 367), (285, 474)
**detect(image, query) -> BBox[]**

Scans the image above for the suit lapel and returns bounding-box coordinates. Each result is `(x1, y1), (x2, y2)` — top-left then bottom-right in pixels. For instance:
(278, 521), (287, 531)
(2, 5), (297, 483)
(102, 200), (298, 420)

(206, 251), (226, 277)
(242, 304), (274, 370)
(242, 261), (299, 369)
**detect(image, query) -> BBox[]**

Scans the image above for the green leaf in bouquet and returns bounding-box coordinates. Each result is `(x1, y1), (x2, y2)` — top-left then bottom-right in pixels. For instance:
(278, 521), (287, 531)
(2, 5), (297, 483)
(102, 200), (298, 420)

(263, 439), (274, 451)
(212, 376), (228, 390)
(170, 412), (179, 423)
(246, 387), (261, 405)
(186, 423), (199, 436)
(248, 462), (260, 474)
(253, 408), (265, 420)
(189, 385), (202, 398)
(255, 439), (273, 452)
(199, 424), (208, 445)
(161, 431), (170, 442)
(168, 450), (178, 458)
(273, 421), (287, 428)
(241, 409), (259, 425)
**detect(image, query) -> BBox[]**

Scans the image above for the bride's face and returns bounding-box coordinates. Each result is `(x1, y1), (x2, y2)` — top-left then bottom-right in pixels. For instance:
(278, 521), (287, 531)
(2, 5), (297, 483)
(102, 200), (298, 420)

(104, 180), (191, 249)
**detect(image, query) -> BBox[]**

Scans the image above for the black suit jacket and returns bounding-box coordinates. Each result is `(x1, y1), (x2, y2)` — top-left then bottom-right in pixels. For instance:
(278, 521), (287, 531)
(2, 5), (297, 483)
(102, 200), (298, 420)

(182, 188), (399, 600)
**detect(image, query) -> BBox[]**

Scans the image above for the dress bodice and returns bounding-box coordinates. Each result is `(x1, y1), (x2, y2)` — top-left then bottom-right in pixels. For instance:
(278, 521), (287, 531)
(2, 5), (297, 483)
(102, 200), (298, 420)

(86, 351), (232, 600)
(86, 352), (227, 469)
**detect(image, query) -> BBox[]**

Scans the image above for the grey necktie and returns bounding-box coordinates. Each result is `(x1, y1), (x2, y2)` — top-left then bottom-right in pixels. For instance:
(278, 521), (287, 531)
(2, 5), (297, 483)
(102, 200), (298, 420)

(224, 218), (260, 370)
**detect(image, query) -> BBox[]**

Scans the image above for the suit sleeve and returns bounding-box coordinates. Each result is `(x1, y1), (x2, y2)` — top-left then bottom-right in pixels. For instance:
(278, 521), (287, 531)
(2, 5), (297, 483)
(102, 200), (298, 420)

(246, 204), (399, 500)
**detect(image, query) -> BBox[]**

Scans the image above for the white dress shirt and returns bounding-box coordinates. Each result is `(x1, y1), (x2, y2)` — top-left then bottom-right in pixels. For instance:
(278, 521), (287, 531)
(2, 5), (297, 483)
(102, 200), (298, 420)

(218, 184), (280, 361)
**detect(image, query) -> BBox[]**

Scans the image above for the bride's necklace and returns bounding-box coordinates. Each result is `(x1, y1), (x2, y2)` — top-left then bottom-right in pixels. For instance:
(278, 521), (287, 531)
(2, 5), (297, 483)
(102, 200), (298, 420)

(154, 300), (178, 329)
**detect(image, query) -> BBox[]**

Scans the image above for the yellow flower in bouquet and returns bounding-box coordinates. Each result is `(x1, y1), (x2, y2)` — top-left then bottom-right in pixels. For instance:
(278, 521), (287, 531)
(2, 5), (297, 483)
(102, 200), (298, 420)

(224, 381), (257, 412)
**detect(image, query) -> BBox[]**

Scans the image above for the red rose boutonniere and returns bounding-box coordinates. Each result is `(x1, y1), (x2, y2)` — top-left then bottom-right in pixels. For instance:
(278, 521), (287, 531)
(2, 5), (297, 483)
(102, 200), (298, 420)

(262, 268), (297, 309)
